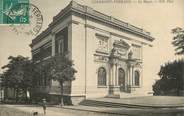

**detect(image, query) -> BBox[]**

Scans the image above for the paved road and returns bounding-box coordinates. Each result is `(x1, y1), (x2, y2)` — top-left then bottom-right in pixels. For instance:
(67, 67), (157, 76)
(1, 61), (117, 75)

(1, 96), (184, 116)
(1, 104), (184, 116)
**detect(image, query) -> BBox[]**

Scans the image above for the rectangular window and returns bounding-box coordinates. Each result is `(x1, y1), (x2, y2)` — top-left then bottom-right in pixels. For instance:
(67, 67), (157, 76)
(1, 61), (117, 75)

(55, 27), (68, 55)
(58, 39), (64, 54)
(55, 34), (65, 54)
(32, 49), (40, 62)
(132, 44), (141, 60)
(32, 41), (52, 62)
(42, 46), (52, 59)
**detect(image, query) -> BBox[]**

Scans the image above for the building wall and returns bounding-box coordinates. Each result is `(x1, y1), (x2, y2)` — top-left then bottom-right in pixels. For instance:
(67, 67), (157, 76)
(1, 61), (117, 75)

(31, 16), (72, 96)
(86, 26), (109, 98)
(69, 15), (86, 97)
(70, 14), (150, 98)
(31, 11), (153, 100)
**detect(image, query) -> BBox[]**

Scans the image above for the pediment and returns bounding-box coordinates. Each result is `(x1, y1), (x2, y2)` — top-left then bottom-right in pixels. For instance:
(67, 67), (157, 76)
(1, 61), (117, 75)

(113, 39), (130, 49)
(110, 39), (130, 57)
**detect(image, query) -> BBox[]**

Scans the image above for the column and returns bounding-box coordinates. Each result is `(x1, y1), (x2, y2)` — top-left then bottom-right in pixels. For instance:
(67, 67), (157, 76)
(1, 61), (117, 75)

(109, 64), (112, 86)
(0, 91), (1, 101)
(109, 65), (113, 95)
(115, 64), (118, 86)
(112, 64), (116, 86)
(109, 61), (115, 95)
(110, 64), (115, 86)
(110, 59), (120, 95)
(51, 32), (55, 56)
(127, 63), (132, 92)
(132, 67), (134, 86)
(126, 66), (129, 91)
(115, 64), (120, 95)
(51, 32), (55, 91)
(1, 90), (3, 101)
(67, 23), (72, 60)
(129, 66), (132, 86)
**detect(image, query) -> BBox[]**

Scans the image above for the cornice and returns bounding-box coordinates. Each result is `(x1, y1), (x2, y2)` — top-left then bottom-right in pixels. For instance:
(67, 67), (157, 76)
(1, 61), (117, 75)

(31, 1), (154, 47)
(30, 27), (51, 47)
(67, 1), (154, 41)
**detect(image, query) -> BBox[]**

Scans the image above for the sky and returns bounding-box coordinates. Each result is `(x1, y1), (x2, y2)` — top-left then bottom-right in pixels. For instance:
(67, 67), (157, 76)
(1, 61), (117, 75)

(0, 0), (184, 90)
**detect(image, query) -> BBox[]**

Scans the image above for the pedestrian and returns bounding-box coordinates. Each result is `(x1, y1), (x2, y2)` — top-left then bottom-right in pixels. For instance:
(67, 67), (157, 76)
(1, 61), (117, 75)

(42, 98), (47, 115)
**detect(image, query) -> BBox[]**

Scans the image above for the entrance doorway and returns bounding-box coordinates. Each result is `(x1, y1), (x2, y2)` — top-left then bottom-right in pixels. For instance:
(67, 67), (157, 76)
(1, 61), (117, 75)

(118, 68), (125, 92)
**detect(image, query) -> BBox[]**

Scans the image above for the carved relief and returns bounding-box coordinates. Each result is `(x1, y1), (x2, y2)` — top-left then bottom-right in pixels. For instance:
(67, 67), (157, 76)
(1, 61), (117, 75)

(96, 33), (109, 53)
(111, 39), (130, 58)
(134, 62), (142, 68)
(94, 55), (109, 62)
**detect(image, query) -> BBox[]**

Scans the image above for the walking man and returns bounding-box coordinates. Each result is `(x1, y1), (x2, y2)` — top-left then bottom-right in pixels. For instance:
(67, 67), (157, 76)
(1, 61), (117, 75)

(42, 98), (47, 115)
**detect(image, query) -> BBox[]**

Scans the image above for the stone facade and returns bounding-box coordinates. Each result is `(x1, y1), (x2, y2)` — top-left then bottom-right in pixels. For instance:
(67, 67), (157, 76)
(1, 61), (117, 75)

(30, 1), (154, 104)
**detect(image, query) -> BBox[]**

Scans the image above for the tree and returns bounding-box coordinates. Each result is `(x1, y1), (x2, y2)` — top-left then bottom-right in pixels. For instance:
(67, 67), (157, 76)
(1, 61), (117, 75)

(153, 60), (183, 95)
(172, 27), (184, 55)
(1, 55), (35, 102)
(153, 27), (184, 95)
(172, 27), (184, 93)
(48, 53), (77, 106)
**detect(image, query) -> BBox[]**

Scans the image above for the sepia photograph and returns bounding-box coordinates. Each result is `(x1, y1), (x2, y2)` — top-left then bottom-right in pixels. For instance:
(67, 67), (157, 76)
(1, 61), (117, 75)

(0, 0), (184, 115)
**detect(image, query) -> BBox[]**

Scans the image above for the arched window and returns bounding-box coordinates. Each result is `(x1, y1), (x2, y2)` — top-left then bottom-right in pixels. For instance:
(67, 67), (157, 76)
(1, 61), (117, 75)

(118, 68), (125, 86)
(134, 70), (140, 86)
(98, 67), (106, 86)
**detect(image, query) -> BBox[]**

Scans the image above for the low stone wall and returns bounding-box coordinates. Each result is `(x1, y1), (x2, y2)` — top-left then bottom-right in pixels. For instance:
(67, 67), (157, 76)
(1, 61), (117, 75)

(0, 105), (43, 116)
(71, 96), (86, 105)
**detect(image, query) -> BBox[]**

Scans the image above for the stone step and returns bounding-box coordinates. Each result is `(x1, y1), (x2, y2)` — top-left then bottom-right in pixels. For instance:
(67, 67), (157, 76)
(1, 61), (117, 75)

(105, 94), (120, 99)
(79, 97), (184, 109)
(79, 99), (149, 108)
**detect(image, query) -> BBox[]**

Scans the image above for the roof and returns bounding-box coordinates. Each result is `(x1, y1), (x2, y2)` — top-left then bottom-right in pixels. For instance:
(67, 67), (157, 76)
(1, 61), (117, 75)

(30, 1), (154, 47)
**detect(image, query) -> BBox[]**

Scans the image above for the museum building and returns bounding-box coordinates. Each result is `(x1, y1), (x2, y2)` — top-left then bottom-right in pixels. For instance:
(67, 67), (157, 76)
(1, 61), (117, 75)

(30, 1), (154, 104)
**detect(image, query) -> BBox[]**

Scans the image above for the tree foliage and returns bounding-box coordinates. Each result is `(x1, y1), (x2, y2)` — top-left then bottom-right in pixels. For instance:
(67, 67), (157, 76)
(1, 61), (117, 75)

(172, 27), (184, 55)
(48, 53), (77, 105)
(1, 56), (34, 88)
(49, 54), (77, 83)
(153, 27), (184, 95)
(153, 60), (184, 95)
(1, 55), (35, 102)
(31, 53), (77, 105)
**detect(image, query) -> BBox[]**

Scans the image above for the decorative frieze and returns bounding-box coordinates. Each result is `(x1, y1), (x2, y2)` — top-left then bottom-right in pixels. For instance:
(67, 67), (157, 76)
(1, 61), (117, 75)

(94, 54), (109, 62)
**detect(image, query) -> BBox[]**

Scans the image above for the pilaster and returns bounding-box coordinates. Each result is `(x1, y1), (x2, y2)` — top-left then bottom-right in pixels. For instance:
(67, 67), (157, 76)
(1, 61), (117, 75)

(115, 64), (118, 86)
(51, 32), (55, 56)
(109, 58), (120, 95)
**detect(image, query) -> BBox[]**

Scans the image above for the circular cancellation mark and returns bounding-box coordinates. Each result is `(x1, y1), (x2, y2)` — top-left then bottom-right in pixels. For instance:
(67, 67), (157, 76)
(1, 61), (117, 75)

(10, 3), (43, 36)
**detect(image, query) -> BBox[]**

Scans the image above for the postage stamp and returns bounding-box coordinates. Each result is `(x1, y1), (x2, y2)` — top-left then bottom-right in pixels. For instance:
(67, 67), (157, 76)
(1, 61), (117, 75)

(0, 0), (29, 24)
(9, 3), (43, 36)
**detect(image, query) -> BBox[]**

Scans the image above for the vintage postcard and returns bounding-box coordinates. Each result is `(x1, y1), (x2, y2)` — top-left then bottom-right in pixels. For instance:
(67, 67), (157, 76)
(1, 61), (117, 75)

(0, 0), (184, 116)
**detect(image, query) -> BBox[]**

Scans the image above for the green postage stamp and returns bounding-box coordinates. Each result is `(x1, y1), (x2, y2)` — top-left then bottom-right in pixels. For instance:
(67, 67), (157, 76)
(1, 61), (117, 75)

(0, 0), (29, 24)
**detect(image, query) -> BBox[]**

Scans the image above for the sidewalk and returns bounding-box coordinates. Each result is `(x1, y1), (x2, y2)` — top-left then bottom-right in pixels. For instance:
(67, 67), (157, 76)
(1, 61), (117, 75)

(3, 105), (78, 116)
(2, 105), (126, 116)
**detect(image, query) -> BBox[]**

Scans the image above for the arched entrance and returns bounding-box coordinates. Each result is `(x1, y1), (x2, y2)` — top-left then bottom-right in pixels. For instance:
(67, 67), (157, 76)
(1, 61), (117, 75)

(118, 68), (125, 92)
(134, 70), (140, 86)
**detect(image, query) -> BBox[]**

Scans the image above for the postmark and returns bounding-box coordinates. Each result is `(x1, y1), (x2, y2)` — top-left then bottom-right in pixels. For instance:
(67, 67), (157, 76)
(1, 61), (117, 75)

(10, 3), (43, 36)
(0, 0), (29, 24)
